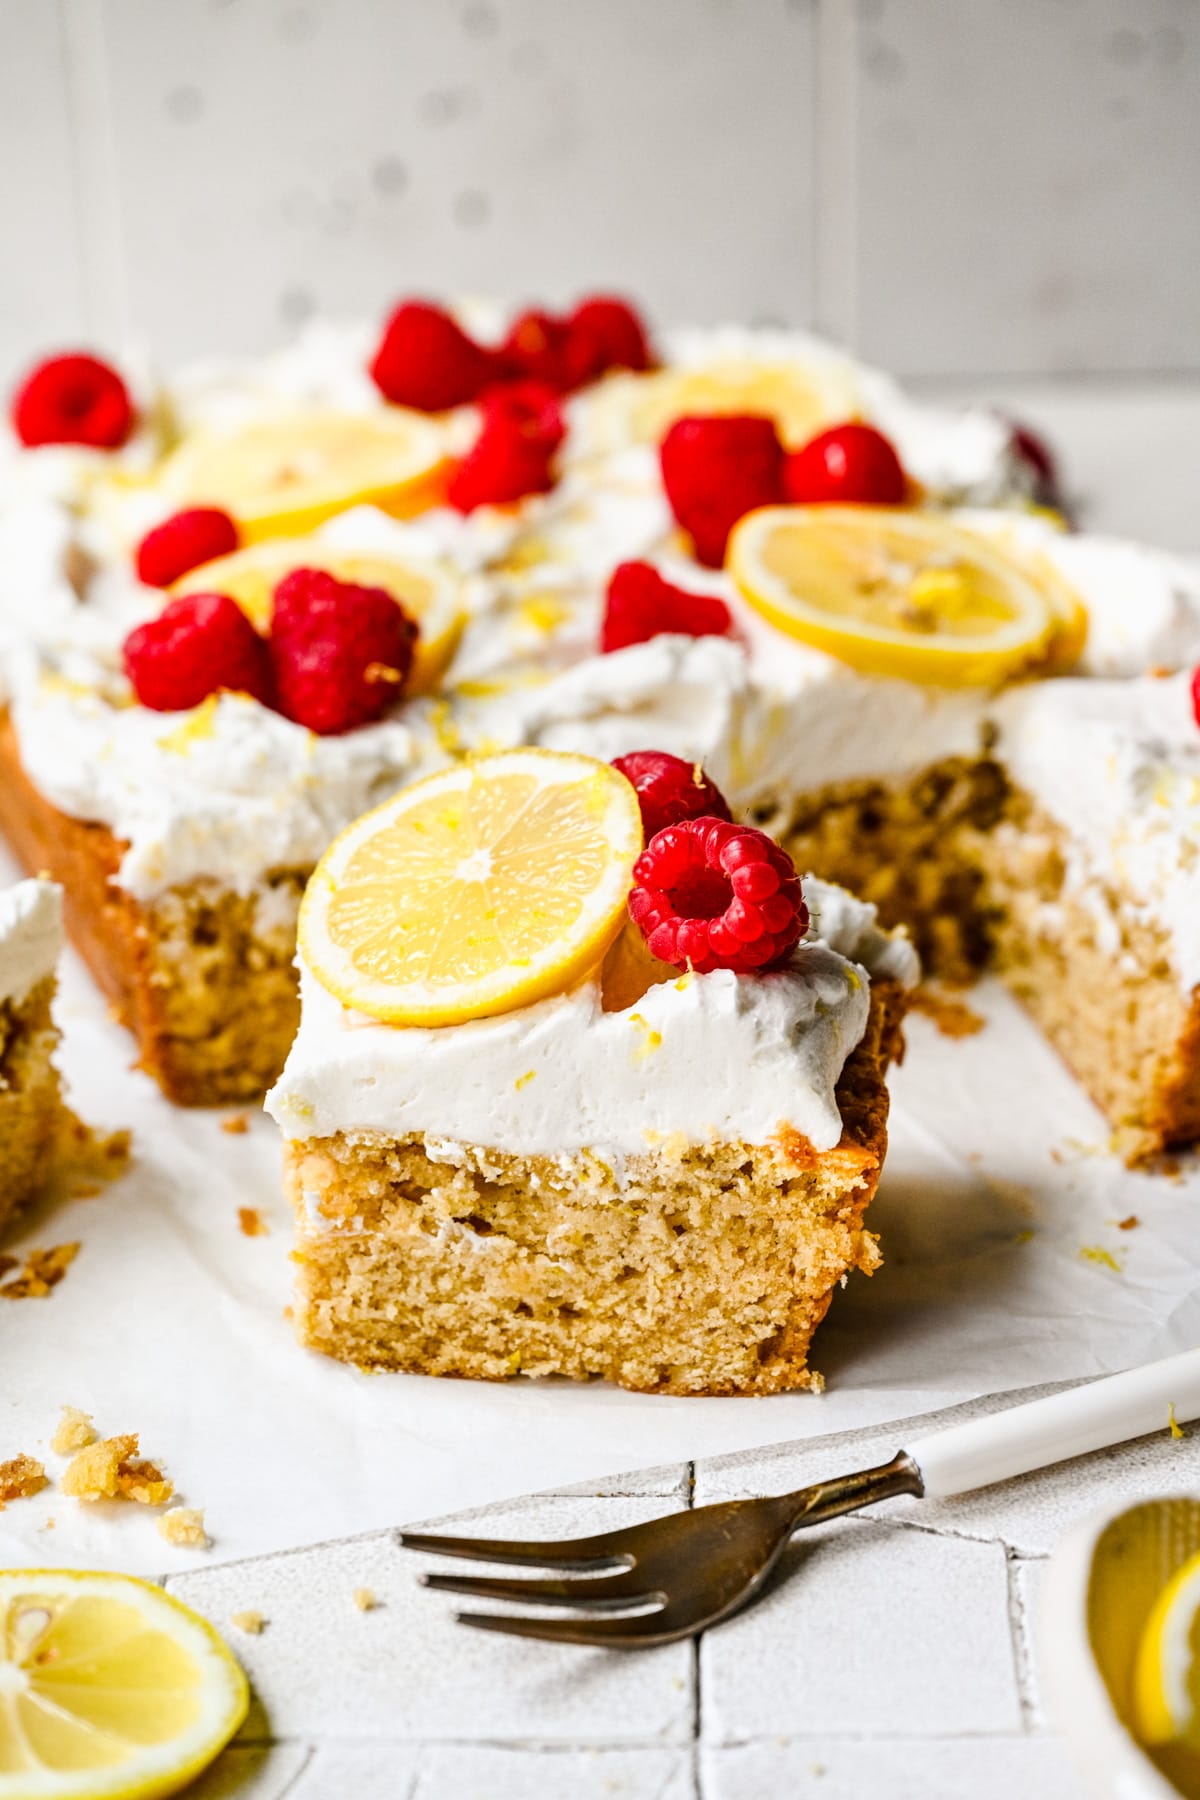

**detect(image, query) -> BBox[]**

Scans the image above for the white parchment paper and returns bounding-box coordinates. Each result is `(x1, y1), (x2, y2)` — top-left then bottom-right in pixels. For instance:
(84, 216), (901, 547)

(3, 856), (1198, 1573)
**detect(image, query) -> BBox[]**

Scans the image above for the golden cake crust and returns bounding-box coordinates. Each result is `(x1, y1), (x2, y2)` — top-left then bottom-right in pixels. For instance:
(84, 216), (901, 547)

(0, 711), (304, 1105)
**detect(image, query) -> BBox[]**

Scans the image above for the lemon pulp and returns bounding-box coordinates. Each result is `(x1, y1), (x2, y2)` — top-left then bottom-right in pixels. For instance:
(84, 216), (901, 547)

(0, 1570), (248, 1800)
(299, 747), (644, 1026)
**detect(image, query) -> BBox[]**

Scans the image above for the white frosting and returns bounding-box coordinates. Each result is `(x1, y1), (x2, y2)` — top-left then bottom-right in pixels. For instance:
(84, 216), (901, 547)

(266, 879), (917, 1157)
(995, 672), (1200, 990)
(9, 676), (440, 901)
(0, 879), (62, 1005)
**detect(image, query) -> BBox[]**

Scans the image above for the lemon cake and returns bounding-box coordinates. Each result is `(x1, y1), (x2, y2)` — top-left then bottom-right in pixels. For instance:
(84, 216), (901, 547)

(265, 748), (917, 1392)
(0, 303), (1036, 1104)
(0, 878), (67, 1236)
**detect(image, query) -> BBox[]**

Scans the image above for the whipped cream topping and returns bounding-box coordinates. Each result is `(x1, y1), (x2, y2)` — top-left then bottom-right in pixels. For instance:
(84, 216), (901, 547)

(8, 676), (440, 901)
(0, 878), (62, 1005)
(267, 879), (917, 1158)
(994, 672), (1200, 991)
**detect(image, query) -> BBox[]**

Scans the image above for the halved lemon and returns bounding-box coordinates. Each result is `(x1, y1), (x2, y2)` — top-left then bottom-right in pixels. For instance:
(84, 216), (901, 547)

(299, 748), (644, 1026)
(155, 410), (452, 543)
(0, 1569), (248, 1799)
(728, 505), (1070, 686)
(1133, 1546), (1200, 1749)
(583, 356), (858, 454)
(172, 540), (465, 695)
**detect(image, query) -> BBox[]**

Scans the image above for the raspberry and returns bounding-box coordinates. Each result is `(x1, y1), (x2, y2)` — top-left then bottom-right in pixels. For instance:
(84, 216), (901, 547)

(612, 750), (731, 841)
(448, 388), (563, 514)
(499, 309), (575, 391)
(628, 817), (807, 975)
(1007, 420), (1066, 511)
(136, 508), (239, 589)
(123, 593), (273, 712)
(369, 301), (495, 411)
(481, 378), (565, 451)
(564, 296), (654, 386)
(1192, 667), (1200, 730)
(269, 568), (418, 734)
(601, 560), (734, 653)
(659, 415), (785, 567)
(12, 353), (135, 450)
(784, 422), (907, 506)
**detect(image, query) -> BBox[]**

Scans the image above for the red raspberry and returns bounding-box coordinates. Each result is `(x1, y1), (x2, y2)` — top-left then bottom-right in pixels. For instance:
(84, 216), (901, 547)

(448, 389), (563, 513)
(499, 309), (575, 391)
(136, 508), (240, 589)
(784, 422), (907, 506)
(601, 560), (734, 653)
(123, 593), (274, 712)
(369, 301), (495, 411)
(659, 415), (785, 567)
(1191, 667), (1200, 729)
(1007, 420), (1066, 511)
(628, 817), (807, 975)
(564, 296), (655, 386)
(481, 378), (566, 451)
(612, 750), (731, 841)
(269, 568), (418, 734)
(12, 353), (135, 450)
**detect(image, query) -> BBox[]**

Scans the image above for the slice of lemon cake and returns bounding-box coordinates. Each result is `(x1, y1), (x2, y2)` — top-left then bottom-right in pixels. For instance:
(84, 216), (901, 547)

(265, 747), (917, 1394)
(0, 879), (66, 1236)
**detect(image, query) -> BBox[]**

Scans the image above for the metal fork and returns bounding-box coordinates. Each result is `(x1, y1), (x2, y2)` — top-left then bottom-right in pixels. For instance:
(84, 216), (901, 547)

(400, 1347), (1200, 1647)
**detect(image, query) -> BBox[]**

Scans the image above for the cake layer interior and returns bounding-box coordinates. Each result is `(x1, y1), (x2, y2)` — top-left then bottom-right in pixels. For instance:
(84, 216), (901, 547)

(0, 712), (304, 1105)
(284, 984), (905, 1395)
(0, 977), (64, 1236)
(980, 795), (1200, 1162)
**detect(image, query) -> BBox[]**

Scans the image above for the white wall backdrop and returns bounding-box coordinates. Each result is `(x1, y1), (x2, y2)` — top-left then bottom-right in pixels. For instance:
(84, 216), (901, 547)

(1, 0), (1197, 385)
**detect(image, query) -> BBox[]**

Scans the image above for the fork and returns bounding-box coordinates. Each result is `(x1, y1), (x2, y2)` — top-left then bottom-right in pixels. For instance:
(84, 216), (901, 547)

(399, 1346), (1200, 1647)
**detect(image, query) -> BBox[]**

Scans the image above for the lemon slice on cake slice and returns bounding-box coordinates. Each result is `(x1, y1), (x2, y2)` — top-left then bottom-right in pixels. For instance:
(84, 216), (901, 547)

(0, 1569), (248, 1799)
(299, 748), (644, 1026)
(155, 410), (452, 542)
(173, 539), (466, 695)
(728, 505), (1076, 686)
(579, 351), (859, 456)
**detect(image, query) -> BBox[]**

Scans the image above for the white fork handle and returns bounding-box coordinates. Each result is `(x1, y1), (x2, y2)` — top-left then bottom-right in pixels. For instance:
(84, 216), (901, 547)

(907, 1348), (1200, 1500)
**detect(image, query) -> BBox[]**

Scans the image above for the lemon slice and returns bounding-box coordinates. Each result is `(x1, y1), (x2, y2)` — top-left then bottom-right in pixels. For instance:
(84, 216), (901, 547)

(156, 411), (451, 543)
(728, 505), (1060, 686)
(299, 748), (644, 1026)
(1134, 1546), (1200, 1749)
(173, 540), (465, 695)
(0, 1569), (248, 1799)
(583, 355), (858, 455)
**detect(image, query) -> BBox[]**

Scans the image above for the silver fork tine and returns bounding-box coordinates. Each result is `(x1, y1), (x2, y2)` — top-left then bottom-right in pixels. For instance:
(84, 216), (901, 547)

(423, 1569), (660, 1610)
(398, 1527), (633, 1569)
(457, 1610), (675, 1649)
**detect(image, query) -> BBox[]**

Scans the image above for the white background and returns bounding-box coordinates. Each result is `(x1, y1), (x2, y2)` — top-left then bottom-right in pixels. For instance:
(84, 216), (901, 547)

(1, 0), (1198, 382)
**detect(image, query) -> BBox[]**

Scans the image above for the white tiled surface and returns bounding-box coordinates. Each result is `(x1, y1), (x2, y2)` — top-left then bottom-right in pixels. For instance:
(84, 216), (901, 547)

(3, 1), (1199, 381)
(156, 1382), (1189, 1799)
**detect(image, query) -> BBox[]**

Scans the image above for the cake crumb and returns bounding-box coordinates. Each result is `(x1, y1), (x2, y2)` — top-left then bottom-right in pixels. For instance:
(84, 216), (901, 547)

(909, 985), (986, 1038)
(222, 1113), (250, 1135)
(51, 1406), (96, 1456)
(353, 1587), (377, 1611)
(0, 1242), (80, 1299)
(0, 1454), (48, 1508)
(61, 1433), (174, 1505)
(230, 1610), (266, 1634)
(238, 1207), (269, 1237)
(1169, 1404), (1185, 1442)
(159, 1506), (210, 1549)
(1117, 1214), (1141, 1231)
(59, 1116), (132, 1192)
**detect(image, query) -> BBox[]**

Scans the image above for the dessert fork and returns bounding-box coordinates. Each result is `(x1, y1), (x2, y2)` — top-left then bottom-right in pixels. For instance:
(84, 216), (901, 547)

(400, 1347), (1200, 1647)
